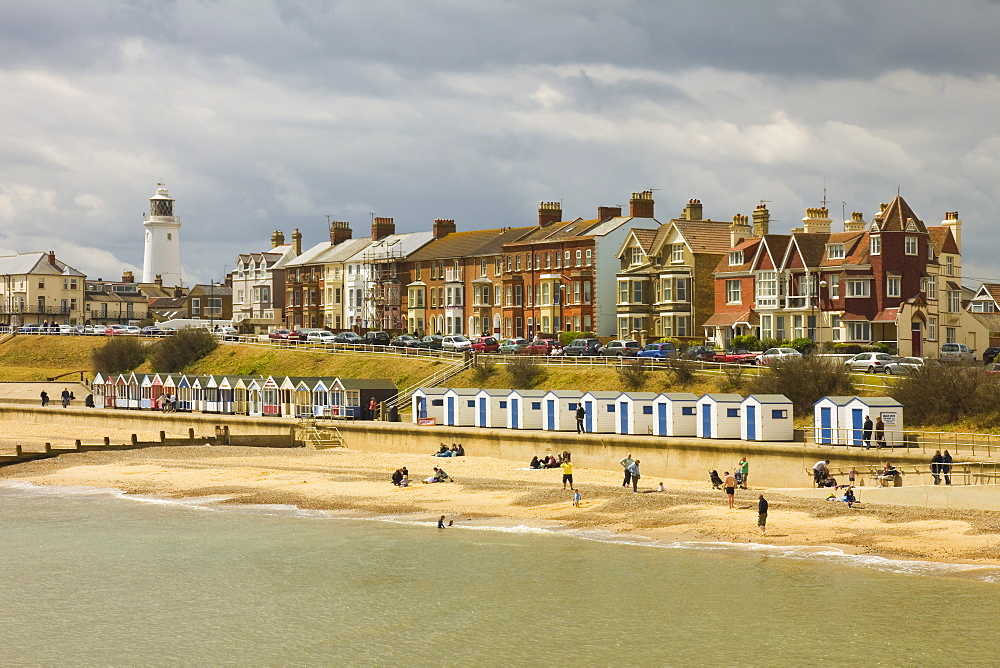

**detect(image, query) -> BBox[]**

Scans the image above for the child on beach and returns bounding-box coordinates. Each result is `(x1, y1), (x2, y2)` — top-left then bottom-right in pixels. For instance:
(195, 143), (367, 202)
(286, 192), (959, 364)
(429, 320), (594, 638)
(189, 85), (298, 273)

(848, 467), (856, 486)
(656, 482), (665, 492)
(572, 490), (581, 507)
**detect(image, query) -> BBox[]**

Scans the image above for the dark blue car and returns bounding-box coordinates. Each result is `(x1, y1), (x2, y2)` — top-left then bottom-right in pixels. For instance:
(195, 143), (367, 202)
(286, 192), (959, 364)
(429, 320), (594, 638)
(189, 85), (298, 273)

(636, 342), (677, 359)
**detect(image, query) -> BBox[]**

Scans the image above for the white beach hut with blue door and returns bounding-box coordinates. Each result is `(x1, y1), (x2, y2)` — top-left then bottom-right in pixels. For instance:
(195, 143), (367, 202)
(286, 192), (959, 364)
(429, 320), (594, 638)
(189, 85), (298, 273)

(615, 392), (659, 435)
(580, 391), (620, 433)
(843, 397), (904, 447)
(652, 393), (698, 436)
(741, 394), (793, 441)
(541, 390), (584, 431)
(412, 387), (448, 424)
(813, 396), (854, 444)
(443, 388), (479, 426)
(507, 389), (546, 429)
(696, 394), (743, 439)
(474, 388), (511, 428)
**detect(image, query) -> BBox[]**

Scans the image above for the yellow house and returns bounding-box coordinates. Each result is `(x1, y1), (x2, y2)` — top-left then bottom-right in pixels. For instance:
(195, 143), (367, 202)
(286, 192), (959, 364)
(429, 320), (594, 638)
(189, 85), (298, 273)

(0, 251), (85, 327)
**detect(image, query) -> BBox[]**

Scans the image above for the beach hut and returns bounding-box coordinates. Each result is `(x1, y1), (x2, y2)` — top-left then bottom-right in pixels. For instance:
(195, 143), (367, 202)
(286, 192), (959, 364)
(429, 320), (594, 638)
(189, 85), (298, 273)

(580, 391), (620, 433)
(161, 375), (178, 409)
(192, 376), (207, 412)
(813, 396), (854, 445)
(341, 378), (396, 419)
(696, 394), (743, 439)
(652, 393), (698, 437)
(261, 376), (281, 416)
(412, 387), (448, 425)
(616, 392), (659, 435)
(150, 374), (164, 409)
(139, 374), (154, 409)
(293, 379), (314, 417)
(103, 374), (117, 408)
(309, 379), (331, 417)
(741, 395), (794, 441)
(506, 389), (546, 430)
(216, 376), (234, 414)
(443, 388), (479, 426)
(247, 378), (263, 417)
(279, 377), (298, 417)
(474, 388), (511, 428)
(232, 377), (249, 416)
(843, 397), (904, 447)
(203, 375), (222, 413)
(126, 372), (140, 409)
(91, 373), (105, 407)
(176, 375), (194, 411)
(541, 390), (584, 431)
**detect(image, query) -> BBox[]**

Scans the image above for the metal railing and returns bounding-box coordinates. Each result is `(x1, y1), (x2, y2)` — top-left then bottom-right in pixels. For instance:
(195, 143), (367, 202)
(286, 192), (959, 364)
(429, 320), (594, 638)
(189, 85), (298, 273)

(382, 356), (476, 416)
(223, 336), (466, 361)
(808, 427), (1000, 458)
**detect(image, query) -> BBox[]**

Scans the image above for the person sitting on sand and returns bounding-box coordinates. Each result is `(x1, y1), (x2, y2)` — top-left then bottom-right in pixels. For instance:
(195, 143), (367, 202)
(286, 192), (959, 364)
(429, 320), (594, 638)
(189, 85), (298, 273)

(400, 467), (409, 486)
(454, 444), (465, 457)
(391, 469), (404, 486)
(423, 467), (452, 484)
(547, 455), (559, 468)
(529, 456), (541, 469)
(436, 444), (449, 455)
(656, 482), (665, 492)
(843, 487), (857, 508)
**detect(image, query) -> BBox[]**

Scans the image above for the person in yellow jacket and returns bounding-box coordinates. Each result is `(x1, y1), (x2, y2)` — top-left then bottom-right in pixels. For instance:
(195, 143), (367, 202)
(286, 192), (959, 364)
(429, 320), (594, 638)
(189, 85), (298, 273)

(561, 457), (575, 491)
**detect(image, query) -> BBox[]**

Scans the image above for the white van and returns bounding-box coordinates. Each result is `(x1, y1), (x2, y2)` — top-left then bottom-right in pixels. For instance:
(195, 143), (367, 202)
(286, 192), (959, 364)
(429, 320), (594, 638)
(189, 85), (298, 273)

(940, 342), (975, 362)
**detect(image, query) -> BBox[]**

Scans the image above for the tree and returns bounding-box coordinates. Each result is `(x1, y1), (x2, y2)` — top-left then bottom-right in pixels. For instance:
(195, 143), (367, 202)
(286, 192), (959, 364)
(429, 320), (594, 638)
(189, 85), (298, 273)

(92, 336), (146, 374)
(149, 328), (218, 373)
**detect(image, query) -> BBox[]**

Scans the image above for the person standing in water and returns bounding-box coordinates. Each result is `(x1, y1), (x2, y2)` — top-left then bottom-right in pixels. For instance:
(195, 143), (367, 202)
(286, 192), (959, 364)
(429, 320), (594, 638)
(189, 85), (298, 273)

(724, 471), (737, 508)
(757, 495), (768, 535)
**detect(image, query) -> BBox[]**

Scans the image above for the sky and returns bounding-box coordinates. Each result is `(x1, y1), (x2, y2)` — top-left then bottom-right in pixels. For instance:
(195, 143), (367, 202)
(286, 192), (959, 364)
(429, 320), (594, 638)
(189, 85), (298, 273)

(2, 0), (1000, 286)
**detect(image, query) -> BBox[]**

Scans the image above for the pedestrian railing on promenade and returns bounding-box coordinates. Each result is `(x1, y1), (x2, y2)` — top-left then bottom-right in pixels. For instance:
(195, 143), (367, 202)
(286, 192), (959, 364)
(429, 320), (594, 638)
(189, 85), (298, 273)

(809, 426), (1000, 459)
(224, 337), (466, 362)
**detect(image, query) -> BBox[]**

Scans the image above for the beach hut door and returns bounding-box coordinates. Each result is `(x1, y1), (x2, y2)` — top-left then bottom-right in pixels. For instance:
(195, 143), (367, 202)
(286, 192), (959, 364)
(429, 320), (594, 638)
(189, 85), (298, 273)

(479, 397), (487, 427)
(851, 408), (863, 446)
(447, 396), (455, 425)
(418, 396), (427, 419)
(702, 404), (712, 438)
(657, 403), (667, 436)
(820, 407), (832, 444)
(746, 404), (757, 440)
(619, 401), (629, 434)
(585, 401), (593, 433)
(546, 400), (555, 430)
(511, 398), (519, 428)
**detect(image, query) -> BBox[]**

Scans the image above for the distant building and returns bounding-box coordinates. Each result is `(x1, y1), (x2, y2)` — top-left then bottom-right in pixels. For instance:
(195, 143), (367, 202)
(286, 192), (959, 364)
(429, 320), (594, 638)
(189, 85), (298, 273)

(141, 185), (183, 287)
(230, 231), (299, 333)
(185, 283), (233, 324)
(84, 271), (152, 325)
(0, 251), (85, 326)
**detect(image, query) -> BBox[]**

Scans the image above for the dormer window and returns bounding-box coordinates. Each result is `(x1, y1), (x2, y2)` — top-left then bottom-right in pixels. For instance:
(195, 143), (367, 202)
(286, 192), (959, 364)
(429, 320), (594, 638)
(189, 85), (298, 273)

(630, 247), (644, 266)
(728, 251), (743, 266)
(671, 244), (684, 263)
(827, 244), (845, 260)
(870, 235), (881, 255)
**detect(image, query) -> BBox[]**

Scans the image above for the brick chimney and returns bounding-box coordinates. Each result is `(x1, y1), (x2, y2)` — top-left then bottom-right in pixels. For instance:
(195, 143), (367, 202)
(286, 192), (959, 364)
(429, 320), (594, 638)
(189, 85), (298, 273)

(47, 251), (57, 266)
(802, 207), (832, 234)
(538, 202), (562, 227)
(597, 206), (622, 222)
(942, 211), (962, 251)
(122, 270), (134, 283)
(271, 230), (285, 248)
(155, 274), (163, 288)
(844, 211), (867, 233)
(372, 217), (395, 241)
(433, 219), (456, 239)
(752, 204), (770, 237)
(329, 220), (352, 245)
(291, 228), (302, 256)
(629, 191), (654, 218)
(730, 214), (751, 247)
(682, 198), (703, 221)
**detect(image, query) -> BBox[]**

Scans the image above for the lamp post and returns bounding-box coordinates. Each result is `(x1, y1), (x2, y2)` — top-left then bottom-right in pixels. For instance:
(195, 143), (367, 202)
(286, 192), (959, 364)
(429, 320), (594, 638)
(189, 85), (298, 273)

(814, 278), (827, 345)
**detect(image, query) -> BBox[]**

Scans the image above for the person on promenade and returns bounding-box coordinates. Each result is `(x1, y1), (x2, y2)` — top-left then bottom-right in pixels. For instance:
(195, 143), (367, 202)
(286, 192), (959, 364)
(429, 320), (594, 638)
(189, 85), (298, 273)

(757, 494), (768, 535)
(874, 416), (886, 449)
(862, 415), (873, 449)
(738, 457), (750, 489)
(40, 390), (49, 407)
(942, 450), (953, 485)
(627, 459), (641, 492)
(931, 450), (943, 485)
(575, 404), (586, 434)
(561, 457), (575, 491)
(620, 453), (635, 488)
(724, 471), (737, 508)
(812, 460), (830, 487)
(60, 387), (71, 408)
(368, 397), (377, 421)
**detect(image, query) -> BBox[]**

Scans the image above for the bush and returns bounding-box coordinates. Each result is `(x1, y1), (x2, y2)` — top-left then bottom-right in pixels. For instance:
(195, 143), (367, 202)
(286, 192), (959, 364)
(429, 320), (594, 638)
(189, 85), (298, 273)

(507, 356), (544, 389)
(616, 359), (648, 391)
(731, 335), (760, 351)
(91, 336), (146, 374)
(721, 363), (748, 392)
(655, 336), (684, 350)
(758, 338), (781, 351)
(559, 331), (595, 346)
(471, 356), (497, 385)
(748, 355), (854, 416)
(833, 343), (864, 354)
(149, 328), (218, 373)
(888, 363), (1000, 427)
(665, 358), (696, 386)
(790, 337), (816, 355)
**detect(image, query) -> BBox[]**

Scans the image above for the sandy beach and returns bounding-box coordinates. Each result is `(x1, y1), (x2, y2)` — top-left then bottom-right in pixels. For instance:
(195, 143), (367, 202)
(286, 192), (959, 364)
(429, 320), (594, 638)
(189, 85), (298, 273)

(2, 423), (1000, 567)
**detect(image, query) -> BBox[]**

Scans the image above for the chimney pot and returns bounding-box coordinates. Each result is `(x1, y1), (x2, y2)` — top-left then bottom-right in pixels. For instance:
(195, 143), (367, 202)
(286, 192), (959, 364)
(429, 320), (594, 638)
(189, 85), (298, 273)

(291, 228), (302, 256)
(433, 219), (456, 239)
(683, 198), (703, 221)
(329, 220), (353, 245)
(538, 202), (562, 227)
(752, 204), (770, 237)
(271, 230), (285, 248)
(629, 191), (655, 219)
(597, 206), (622, 222)
(371, 217), (396, 241)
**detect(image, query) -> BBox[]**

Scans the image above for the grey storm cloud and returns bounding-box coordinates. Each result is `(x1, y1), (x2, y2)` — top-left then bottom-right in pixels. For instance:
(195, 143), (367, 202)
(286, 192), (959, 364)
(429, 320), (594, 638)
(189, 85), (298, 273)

(1, 0), (1000, 284)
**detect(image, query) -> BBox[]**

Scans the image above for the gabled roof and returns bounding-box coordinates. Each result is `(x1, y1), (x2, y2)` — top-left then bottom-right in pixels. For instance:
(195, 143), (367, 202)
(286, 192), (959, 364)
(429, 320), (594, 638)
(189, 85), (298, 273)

(0, 252), (85, 277)
(787, 233), (831, 269)
(346, 231), (434, 263)
(631, 229), (659, 254)
(408, 227), (533, 262)
(871, 196), (926, 233)
(713, 237), (761, 273)
(672, 220), (732, 254)
(285, 237), (374, 267)
(927, 226), (960, 255)
(751, 235), (791, 272)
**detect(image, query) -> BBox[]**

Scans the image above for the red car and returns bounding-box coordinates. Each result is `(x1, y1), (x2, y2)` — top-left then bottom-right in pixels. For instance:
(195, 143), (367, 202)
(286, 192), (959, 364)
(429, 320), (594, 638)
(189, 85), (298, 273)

(268, 329), (300, 342)
(470, 336), (500, 353)
(713, 348), (759, 364)
(524, 338), (558, 355)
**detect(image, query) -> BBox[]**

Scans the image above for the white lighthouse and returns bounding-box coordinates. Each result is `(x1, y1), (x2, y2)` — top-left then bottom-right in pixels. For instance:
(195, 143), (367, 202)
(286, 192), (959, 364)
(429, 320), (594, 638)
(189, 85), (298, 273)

(141, 184), (183, 286)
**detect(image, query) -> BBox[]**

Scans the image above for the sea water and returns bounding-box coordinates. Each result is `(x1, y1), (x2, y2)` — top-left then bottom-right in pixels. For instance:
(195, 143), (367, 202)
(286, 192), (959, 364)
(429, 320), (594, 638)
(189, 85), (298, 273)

(0, 481), (997, 666)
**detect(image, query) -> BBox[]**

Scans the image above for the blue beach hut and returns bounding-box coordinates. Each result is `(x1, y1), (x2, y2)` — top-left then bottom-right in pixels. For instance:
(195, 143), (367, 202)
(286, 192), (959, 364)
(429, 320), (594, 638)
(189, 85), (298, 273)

(652, 393), (698, 437)
(506, 390), (546, 430)
(580, 391), (620, 433)
(741, 395), (793, 441)
(696, 394), (743, 439)
(475, 388), (511, 428)
(616, 392), (659, 435)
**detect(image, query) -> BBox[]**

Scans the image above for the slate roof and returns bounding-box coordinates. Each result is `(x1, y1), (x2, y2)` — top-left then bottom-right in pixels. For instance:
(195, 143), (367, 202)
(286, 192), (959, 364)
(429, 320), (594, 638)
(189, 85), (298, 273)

(872, 196), (927, 233)
(673, 220), (733, 253)
(408, 226), (533, 262)
(0, 252), (85, 277)
(927, 227), (960, 255)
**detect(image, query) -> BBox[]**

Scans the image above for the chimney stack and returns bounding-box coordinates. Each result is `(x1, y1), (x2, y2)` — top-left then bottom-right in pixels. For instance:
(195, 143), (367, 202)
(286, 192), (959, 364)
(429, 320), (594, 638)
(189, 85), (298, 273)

(844, 211), (867, 233)
(329, 220), (352, 245)
(291, 228), (302, 256)
(752, 204), (770, 237)
(371, 217), (395, 241)
(47, 251), (57, 266)
(597, 206), (622, 222)
(155, 274), (163, 288)
(538, 202), (562, 227)
(942, 211), (962, 251)
(122, 270), (134, 283)
(730, 214), (751, 247)
(271, 230), (285, 248)
(683, 198), (703, 221)
(433, 219), (456, 239)
(802, 207), (832, 234)
(629, 191), (655, 219)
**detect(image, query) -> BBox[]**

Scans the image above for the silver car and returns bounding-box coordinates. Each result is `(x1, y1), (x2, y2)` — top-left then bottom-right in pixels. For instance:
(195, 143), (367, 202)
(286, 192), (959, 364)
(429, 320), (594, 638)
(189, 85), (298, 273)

(882, 356), (929, 375)
(940, 342), (976, 362)
(756, 347), (803, 365)
(441, 335), (472, 351)
(845, 352), (895, 373)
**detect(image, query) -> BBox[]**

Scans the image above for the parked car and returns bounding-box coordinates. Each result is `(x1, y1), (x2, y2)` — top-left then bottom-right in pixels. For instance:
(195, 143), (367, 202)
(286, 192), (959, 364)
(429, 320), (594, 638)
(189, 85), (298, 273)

(599, 339), (641, 357)
(498, 337), (530, 355)
(333, 331), (363, 345)
(681, 345), (719, 361)
(563, 337), (601, 356)
(637, 342), (677, 359)
(525, 338), (558, 355)
(986, 362), (1000, 375)
(844, 352), (895, 373)
(214, 326), (239, 341)
(17, 324), (40, 334)
(713, 348), (758, 364)
(983, 347), (1000, 364)
(88, 325), (110, 335)
(883, 356), (934, 375)
(470, 336), (500, 353)
(106, 324), (126, 335)
(140, 326), (164, 336)
(364, 331), (391, 346)
(416, 334), (444, 350)
(121, 325), (142, 335)
(757, 347), (804, 365)
(306, 331), (337, 344)
(389, 334), (421, 348)
(940, 342), (976, 362)
(268, 329), (293, 340)
(441, 335), (472, 352)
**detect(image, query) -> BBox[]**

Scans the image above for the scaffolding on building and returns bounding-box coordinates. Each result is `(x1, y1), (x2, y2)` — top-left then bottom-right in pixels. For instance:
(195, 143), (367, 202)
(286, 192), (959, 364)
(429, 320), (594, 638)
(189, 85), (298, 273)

(362, 239), (404, 332)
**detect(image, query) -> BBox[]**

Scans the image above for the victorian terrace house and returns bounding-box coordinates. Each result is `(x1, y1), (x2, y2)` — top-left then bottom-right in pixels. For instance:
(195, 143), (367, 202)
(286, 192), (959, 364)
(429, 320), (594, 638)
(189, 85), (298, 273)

(84, 271), (152, 325)
(231, 231), (299, 333)
(282, 220), (362, 330)
(615, 199), (732, 342)
(0, 251), (85, 327)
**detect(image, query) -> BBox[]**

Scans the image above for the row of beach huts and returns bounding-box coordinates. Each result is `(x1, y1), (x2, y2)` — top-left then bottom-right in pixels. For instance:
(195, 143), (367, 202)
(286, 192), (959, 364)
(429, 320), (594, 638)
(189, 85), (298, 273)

(91, 373), (396, 418)
(413, 388), (905, 445)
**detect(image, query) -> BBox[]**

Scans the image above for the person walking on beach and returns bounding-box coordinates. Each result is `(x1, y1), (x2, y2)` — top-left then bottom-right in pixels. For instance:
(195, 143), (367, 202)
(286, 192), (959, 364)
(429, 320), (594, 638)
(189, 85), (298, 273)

(724, 471), (737, 508)
(561, 457), (575, 491)
(60, 387), (71, 408)
(874, 416), (886, 449)
(931, 450), (943, 485)
(848, 467), (856, 486)
(757, 494), (768, 535)
(39, 390), (49, 407)
(575, 404), (586, 434)
(862, 415), (873, 449)
(620, 453), (635, 488)
(627, 459), (641, 492)
(438, 515), (446, 529)
(738, 457), (749, 489)
(942, 450), (953, 485)
(572, 489), (581, 507)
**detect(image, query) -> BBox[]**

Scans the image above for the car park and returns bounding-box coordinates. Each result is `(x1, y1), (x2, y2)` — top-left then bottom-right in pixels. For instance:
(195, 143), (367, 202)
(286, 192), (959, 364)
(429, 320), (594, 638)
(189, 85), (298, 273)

(599, 339), (641, 357)
(757, 347), (804, 365)
(844, 352), (894, 373)
(470, 336), (500, 353)
(983, 347), (1000, 364)
(637, 342), (677, 359)
(940, 342), (976, 362)
(525, 338), (558, 355)
(442, 335), (472, 352)
(563, 337), (601, 356)
(333, 331), (362, 345)
(498, 337), (529, 355)
(681, 345), (719, 361)
(390, 334), (421, 348)
(306, 331), (337, 344)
